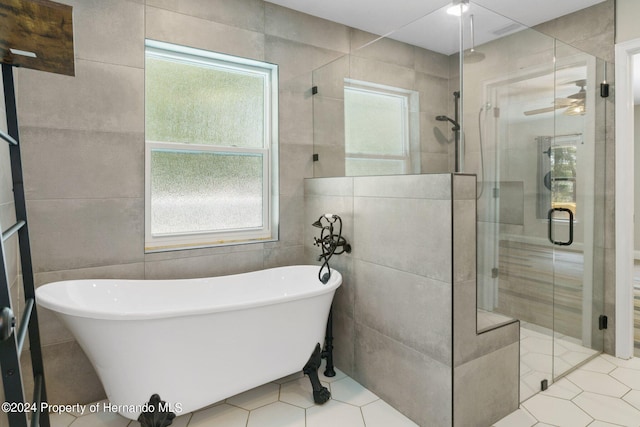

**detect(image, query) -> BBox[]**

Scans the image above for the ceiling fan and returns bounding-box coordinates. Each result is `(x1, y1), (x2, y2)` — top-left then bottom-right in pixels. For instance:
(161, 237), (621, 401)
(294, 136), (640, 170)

(524, 79), (586, 116)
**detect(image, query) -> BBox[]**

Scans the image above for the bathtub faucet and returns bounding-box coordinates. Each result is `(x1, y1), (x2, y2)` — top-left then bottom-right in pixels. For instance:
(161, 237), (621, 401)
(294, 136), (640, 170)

(312, 213), (351, 284)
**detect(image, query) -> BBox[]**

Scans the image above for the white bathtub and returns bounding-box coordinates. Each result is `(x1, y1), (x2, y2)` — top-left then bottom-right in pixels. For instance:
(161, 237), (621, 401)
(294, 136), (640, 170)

(35, 265), (341, 420)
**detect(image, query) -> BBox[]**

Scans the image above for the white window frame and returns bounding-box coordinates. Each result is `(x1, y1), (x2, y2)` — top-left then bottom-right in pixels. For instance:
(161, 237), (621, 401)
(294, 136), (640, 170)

(144, 40), (279, 252)
(343, 79), (416, 175)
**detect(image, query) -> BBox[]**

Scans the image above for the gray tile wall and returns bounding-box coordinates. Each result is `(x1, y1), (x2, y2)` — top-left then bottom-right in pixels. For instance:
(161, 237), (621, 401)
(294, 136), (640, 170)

(305, 174), (519, 426)
(13, 0), (359, 406)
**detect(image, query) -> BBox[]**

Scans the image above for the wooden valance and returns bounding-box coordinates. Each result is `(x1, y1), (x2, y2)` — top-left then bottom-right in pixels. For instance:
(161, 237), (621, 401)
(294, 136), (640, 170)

(0, 0), (74, 76)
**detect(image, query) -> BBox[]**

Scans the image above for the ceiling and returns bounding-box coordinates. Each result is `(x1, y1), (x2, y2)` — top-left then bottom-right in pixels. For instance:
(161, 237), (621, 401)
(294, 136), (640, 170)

(265, 0), (606, 55)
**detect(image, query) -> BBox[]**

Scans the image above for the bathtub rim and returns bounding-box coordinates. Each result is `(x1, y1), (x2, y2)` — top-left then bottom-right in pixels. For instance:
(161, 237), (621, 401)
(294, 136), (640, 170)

(35, 265), (342, 321)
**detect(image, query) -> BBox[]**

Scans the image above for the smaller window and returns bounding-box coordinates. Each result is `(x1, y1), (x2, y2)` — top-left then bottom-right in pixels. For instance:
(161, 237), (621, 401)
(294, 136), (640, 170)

(549, 144), (577, 218)
(537, 135), (579, 221)
(343, 80), (419, 176)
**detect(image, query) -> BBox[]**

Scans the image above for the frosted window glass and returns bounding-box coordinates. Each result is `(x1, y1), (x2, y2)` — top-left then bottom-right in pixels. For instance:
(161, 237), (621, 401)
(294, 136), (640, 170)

(146, 56), (265, 148)
(344, 89), (405, 155)
(150, 149), (263, 235)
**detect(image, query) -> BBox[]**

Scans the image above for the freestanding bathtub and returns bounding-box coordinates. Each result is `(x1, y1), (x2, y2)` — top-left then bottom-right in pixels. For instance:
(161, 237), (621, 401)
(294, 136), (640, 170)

(35, 265), (341, 420)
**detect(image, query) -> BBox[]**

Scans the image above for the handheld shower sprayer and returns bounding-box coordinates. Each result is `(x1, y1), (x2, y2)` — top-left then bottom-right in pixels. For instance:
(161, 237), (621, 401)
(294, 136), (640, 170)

(312, 214), (351, 284)
(436, 115), (460, 131)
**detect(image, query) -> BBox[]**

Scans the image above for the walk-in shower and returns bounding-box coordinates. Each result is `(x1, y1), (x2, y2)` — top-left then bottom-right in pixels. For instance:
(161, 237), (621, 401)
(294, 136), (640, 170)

(463, 3), (607, 402)
(309, 0), (608, 419)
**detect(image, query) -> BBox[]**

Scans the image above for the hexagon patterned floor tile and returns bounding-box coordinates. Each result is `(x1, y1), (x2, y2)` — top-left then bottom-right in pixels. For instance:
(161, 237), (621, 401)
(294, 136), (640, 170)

(42, 354), (640, 427)
(495, 354), (640, 426)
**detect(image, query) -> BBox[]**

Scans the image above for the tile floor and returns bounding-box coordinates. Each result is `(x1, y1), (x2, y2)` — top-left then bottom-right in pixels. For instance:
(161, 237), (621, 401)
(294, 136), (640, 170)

(48, 361), (418, 427)
(520, 322), (599, 401)
(494, 354), (640, 427)
(478, 309), (600, 402)
(47, 352), (640, 427)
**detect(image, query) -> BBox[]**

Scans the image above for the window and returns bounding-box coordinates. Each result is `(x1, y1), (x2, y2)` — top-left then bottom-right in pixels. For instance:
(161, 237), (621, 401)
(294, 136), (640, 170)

(144, 40), (278, 251)
(549, 144), (577, 217)
(343, 80), (418, 176)
(537, 135), (578, 220)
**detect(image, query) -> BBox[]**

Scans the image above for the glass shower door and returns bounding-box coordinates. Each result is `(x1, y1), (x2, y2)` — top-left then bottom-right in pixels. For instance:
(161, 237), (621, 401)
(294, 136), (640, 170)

(468, 9), (606, 401)
(469, 22), (559, 401)
(550, 41), (605, 380)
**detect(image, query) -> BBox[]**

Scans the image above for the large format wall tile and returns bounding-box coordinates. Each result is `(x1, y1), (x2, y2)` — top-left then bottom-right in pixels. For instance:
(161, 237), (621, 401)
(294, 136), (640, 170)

(453, 343), (519, 427)
(453, 199), (476, 284)
(266, 36), (346, 85)
(20, 128), (144, 200)
(265, 4), (350, 53)
(263, 244), (306, 269)
(311, 55), (349, 101)
(280, 144), (314, 198)
(353, 260), (452, 365)
(353, 174), (451, 199)
(414, 47), (450, 80)
(350, 31), (415, 70)
(354, 196), (452, 281)
(143, 249), (264, 280)
(277, 194), (305, 245)
(16, 60), (144, 133)
(146, 0), (265, 33)
(354, 323), (452, 427)
(279, 74), (314, 147)
(34, 262), (145, 287)
(65, 0), (144, 68)
(312, 96), (345, 151)
(415, 72), (450, 115)
(349, 55), (416, 92)
(28, 198), (144, 273)
(145, 6), (265, 61)
(332, 309), (355, 377)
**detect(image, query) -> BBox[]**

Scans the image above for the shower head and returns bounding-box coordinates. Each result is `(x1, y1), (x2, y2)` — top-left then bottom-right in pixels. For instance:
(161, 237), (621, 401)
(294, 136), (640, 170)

(436, 115), (460, 131)
(464, 48), (486, 64)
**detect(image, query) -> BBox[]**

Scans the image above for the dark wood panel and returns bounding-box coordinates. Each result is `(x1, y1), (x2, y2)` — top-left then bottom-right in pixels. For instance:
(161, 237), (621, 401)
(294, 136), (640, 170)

(0, 0), (74, 76)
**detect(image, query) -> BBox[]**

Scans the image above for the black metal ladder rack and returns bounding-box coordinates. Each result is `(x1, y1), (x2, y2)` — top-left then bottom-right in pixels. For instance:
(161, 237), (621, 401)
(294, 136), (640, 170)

(0, 63), (50, 427)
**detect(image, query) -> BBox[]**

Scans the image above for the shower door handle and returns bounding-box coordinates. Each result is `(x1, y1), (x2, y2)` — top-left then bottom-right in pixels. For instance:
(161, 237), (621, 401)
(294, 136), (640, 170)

(547, 208), (573, 246)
